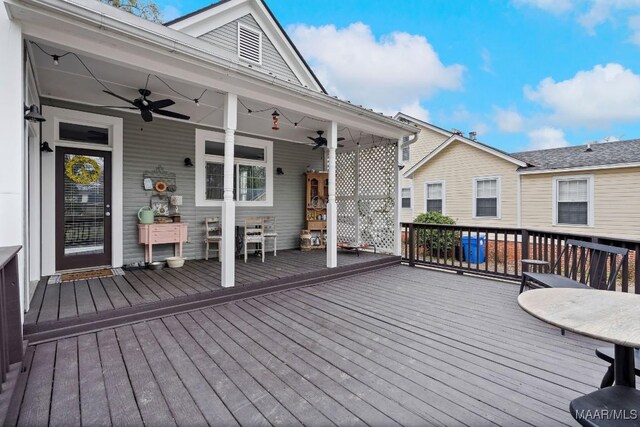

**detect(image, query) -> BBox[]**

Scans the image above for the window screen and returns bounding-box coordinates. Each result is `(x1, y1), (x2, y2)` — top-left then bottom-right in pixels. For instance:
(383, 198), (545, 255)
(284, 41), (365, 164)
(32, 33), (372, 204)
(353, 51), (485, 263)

(426, 183), (443, 213)
(557, 179), (589, 225)
(475, 179), (498, 217)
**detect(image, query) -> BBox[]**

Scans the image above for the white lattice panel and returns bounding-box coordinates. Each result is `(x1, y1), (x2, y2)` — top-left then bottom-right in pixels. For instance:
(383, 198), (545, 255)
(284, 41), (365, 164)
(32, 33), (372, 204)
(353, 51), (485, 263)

(336, 151), (356, 197)
(337, 198), (357, 242)
(358, 144), (396, 197)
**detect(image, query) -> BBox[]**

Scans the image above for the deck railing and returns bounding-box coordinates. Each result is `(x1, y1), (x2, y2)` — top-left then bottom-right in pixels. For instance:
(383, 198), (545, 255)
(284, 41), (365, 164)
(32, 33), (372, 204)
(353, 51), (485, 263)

(0, 246), (23, 393)
(401, 223), (639, 293)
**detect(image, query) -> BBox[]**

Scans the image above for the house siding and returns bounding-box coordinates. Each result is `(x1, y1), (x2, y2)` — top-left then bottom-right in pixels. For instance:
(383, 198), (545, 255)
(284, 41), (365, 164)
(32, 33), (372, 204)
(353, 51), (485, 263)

(199, 14), (302, 85)
(520, 167), (640, 240)
(411, 141), (519, 227)
(400, 127), (449, 222)
(45, 100), (323, 265)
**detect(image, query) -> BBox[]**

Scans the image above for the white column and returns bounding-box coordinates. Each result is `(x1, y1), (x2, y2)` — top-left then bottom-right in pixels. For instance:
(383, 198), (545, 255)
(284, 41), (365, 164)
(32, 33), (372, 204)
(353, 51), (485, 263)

(221, 93), (237, 287)
(326, 121), (338, 268)
(394, 139), (402, 256)
(0, 9), (25, 315)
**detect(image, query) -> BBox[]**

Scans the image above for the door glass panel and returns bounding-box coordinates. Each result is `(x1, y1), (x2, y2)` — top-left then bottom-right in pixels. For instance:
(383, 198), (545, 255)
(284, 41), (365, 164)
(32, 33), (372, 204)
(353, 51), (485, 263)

(59, 122), (109, 145)
(63, 153), (105, 256)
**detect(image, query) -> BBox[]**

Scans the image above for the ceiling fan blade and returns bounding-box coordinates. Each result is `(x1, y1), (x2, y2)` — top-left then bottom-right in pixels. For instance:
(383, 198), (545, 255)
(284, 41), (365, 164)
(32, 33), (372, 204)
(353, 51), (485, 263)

(141, 109), (153, 122)
(307, 136), (318, 142)
(337, 137), (346, 142)
(153, 109), (191, 120)
(311, 144), (320, 150)
(102, 90), (136, 106)
(150, 99), (175, 110)
(338, 143), (344, 148)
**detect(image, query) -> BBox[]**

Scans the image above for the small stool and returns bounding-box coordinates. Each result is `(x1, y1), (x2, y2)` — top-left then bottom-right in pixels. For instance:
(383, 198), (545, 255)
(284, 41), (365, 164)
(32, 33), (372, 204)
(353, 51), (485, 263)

(521, 259), (550, 273)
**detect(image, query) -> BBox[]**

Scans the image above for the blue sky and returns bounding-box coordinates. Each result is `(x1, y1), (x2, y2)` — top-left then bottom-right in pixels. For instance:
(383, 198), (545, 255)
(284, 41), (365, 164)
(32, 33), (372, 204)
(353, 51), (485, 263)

(159, 0), (640, 153)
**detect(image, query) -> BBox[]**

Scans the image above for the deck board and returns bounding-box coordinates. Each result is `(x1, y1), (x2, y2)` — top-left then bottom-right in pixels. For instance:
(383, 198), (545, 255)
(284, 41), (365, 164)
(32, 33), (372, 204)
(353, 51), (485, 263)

(24, 250), (392, 328)
(13, 265), (608, 426)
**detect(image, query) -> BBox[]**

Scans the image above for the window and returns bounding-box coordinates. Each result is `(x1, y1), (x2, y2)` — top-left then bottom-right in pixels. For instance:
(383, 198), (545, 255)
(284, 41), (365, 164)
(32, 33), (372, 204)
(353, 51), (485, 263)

(425, 181), (444, 213)
(473, 177), (500, 218)
(196, 129), (273, 207)
(401, 187), (411, 208)
(554, 176), (593, 226)
(238, 23), (262, 64)
(402, 146), (410, 162)
(59, 122), (109, 145)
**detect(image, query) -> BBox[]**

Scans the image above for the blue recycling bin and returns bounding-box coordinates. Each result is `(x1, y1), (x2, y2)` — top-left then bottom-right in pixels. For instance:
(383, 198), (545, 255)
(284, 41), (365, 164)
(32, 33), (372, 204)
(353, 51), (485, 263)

(461, 234), (486, 264)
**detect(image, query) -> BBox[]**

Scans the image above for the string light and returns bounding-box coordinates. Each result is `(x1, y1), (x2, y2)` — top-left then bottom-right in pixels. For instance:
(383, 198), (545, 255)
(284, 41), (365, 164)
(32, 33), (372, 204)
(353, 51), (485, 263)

(52, 55), (60, 65)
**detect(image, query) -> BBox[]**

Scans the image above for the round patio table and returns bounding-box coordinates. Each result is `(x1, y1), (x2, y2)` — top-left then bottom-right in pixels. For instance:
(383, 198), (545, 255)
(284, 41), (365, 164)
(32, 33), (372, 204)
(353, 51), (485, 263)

(518, 288), (640, 387)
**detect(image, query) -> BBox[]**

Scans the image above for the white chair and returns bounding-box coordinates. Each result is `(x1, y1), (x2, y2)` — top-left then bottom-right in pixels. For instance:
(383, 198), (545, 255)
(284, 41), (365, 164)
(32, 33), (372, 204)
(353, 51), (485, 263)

(263, 216), (278, 256)
(204, 217), (223, 261)
(244, 217), (265, 263)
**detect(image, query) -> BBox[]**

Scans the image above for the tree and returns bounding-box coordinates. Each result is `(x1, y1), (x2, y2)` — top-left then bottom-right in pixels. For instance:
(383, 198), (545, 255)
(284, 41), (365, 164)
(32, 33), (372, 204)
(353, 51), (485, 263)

(100, 0), (163, 23)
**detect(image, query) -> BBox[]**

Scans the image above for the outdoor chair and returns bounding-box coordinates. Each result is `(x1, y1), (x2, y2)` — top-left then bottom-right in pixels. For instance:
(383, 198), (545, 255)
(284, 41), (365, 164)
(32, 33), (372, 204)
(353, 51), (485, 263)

(570, 386), (640, 427)
(519, 239), (629, 293)
(595, 347), (640, 388)
(262, 216), (278, 256)
(204, 217), (223, 261)
(244, 217), (265, 263)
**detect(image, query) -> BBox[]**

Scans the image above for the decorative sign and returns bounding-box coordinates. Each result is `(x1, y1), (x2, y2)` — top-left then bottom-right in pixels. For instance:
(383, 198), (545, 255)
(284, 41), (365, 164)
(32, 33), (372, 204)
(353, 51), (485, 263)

(142, 165), (177, 192)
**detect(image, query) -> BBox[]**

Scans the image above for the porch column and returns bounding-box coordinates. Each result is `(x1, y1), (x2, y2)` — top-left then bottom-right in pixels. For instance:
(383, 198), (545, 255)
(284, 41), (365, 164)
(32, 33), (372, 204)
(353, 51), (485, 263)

(221, 93), (237, 287)
(326, 121), (338, 268)
(0, 10), (25, 313)
(394, 139), (402, 256)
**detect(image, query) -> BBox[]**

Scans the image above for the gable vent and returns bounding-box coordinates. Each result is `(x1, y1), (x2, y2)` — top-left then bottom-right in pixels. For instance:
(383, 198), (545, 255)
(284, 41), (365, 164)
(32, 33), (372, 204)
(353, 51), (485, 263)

(238, 23), (262, 64)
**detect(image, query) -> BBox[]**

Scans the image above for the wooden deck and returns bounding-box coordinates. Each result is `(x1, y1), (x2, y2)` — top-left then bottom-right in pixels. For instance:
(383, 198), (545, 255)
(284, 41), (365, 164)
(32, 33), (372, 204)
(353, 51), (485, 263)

(10, 265), (608, 426)
(24, 250), (397, 342)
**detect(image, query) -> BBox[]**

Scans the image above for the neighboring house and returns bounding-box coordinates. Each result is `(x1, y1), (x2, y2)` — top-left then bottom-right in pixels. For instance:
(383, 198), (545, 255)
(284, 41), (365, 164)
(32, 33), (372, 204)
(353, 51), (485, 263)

(0, 0), (414, 312)
(403, 136), (640, 240)
(394, 113), (452, 222)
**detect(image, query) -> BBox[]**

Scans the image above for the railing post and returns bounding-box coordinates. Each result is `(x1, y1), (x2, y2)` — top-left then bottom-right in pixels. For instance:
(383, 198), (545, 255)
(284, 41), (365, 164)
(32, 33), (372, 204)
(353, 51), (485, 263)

(408, 223), (415, 267)
(521, 230), (530, 273)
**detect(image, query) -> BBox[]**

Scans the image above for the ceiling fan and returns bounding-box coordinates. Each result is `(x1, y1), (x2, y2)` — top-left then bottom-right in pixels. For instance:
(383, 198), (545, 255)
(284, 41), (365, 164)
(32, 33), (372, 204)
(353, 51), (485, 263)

(102, 89), (190, 122)
(308, 131), (345, 150)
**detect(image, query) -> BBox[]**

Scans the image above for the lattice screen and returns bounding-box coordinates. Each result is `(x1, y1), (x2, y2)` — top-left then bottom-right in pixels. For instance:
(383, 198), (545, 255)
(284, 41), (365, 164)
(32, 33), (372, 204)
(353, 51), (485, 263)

(336, 143), (397, 253)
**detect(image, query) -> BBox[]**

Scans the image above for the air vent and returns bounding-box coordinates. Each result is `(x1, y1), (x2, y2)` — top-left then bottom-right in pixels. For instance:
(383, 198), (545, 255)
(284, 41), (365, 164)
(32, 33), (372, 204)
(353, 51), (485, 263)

(238, 23), (262, 64)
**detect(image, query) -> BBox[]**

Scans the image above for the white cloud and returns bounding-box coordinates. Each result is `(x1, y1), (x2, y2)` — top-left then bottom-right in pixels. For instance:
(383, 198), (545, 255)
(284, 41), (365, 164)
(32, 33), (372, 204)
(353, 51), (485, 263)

(628, 15), (640, 44)
(495, 108), (524, 133)
(578, 0), (640, 34)
(526, 127), (570, 150)
(513, 0), (574, 14)
(395, 101), (430, 122)
(288, 22), (464, 113)
(524, 63), (640, 127)
(471, 122), (491, 136)
(480, 48), (493, 74)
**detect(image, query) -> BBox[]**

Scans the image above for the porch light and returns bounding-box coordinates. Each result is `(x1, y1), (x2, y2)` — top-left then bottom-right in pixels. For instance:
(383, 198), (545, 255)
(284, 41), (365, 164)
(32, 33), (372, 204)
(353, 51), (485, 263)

(40, 141), (53, 153)
(24, 105), (46, 123)
(184, 158), (194, 167)
(271, 110), (280, 130)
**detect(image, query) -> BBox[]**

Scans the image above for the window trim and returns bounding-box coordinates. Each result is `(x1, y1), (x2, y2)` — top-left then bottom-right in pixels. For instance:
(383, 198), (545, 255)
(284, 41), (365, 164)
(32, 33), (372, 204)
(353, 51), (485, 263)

(195, 129), (273, 207)
(552, 175), (594, 227)
(424, 180), (446, 214)
(401, 186), (412, 209)
(237, 23), (263, 65)
(472, 176), (501, 219)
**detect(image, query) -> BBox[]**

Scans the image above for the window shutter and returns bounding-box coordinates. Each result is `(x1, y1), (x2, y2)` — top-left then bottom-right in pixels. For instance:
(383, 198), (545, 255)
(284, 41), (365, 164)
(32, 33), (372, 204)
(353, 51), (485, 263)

(238, 24), (262, 64)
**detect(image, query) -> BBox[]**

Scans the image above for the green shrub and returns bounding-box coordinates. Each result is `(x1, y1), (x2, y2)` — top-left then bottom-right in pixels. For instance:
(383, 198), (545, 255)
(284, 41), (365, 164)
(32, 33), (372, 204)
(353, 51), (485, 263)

(413, 212), (458, 257)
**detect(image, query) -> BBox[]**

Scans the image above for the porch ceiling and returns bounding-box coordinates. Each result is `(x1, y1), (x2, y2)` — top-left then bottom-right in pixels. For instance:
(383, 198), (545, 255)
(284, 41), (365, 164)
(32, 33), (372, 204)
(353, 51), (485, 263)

(30, 40), (396, 150)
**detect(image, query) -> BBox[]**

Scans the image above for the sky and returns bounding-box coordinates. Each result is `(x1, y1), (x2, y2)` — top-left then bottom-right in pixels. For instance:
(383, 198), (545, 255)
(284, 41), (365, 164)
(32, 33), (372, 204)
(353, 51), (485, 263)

(157, 0), (640, 153)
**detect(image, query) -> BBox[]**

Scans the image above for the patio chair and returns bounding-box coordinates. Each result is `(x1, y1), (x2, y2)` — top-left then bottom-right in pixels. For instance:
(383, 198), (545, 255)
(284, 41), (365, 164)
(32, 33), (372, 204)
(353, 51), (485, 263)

(204, 217), (223, 261)
(263, 216), (278, 256)
(595, 347), (640, 388)
(244, 217), (265, 263)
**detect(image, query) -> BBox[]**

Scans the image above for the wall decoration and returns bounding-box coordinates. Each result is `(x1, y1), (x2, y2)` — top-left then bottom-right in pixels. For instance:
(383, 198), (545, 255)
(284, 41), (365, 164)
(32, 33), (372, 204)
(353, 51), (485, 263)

(150, 195), (170, 217)
(142, 165), (177, 192)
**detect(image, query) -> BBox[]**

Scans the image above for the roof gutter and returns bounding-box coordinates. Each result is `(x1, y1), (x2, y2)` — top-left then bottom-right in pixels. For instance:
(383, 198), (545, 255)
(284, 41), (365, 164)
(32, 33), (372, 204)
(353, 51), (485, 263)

(518, 162), (640, 175)
(7, 0), (417, 134)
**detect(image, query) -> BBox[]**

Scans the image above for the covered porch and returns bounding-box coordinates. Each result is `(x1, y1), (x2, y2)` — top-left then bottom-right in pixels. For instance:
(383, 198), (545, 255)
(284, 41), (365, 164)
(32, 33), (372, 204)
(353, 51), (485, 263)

(8, 0), (415, 309)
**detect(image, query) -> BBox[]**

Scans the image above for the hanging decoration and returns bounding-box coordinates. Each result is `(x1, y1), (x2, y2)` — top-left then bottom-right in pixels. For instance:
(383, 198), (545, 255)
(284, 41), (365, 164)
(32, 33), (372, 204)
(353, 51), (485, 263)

(65, 156), (101, 184)
(271, 110), (280, 130)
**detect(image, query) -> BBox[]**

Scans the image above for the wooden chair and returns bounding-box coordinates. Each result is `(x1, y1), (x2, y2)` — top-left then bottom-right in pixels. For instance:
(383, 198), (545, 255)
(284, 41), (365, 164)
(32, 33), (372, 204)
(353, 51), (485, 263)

(519, 239), (629, 293)
(263, 216), (278, 256)
(204, 217), (223, 261)
(244, 217), (265, 263)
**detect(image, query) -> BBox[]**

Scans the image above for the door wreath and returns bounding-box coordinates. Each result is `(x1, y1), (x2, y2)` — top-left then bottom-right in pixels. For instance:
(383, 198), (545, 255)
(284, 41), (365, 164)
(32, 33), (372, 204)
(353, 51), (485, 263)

(65, 156), (101, 184)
